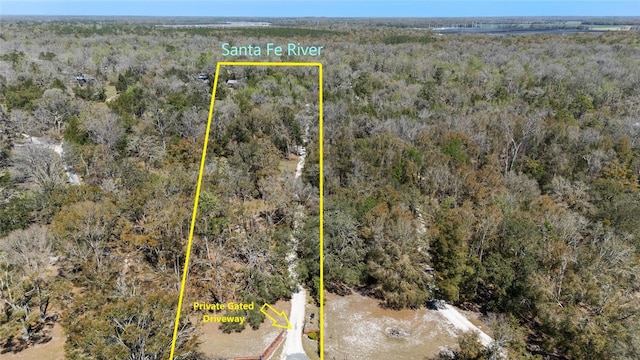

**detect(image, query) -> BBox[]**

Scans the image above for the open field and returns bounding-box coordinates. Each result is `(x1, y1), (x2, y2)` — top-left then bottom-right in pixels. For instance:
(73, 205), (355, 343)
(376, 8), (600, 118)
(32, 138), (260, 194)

(324, 293), (493, 360)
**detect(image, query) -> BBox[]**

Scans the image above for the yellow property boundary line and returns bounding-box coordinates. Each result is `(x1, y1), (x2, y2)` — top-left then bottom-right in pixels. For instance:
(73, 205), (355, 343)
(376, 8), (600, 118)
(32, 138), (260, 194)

(169, 61), (324, 360)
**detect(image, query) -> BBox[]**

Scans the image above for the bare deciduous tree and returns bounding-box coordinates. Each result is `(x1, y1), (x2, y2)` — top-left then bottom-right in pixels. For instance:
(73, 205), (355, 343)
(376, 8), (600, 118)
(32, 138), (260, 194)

(0, 225), (55, 348)
(52, 200), (119, 268)
(0, 225), (52, 277)
(500, 107), (544, 175)
(32, 88), (75, 134)
(179, 106), (206, 141)
(14, 144), (66, 191)
(84, 105), (123, 150)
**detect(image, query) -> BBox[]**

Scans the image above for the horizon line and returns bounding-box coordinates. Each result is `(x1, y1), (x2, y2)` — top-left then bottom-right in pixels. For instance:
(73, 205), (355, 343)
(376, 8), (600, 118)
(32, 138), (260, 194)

(3, 14), (640, 18)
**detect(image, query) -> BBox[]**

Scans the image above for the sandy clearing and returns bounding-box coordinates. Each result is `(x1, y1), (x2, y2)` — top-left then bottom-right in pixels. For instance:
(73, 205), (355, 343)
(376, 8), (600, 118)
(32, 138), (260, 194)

(2, 323), (65, 360)
(197, 306), (286, 359)
(325, 292), (459, 360)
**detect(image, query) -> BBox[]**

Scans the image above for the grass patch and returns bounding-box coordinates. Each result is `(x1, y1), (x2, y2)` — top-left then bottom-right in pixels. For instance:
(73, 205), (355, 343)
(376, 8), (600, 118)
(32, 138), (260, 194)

(278, 156), (299, 175)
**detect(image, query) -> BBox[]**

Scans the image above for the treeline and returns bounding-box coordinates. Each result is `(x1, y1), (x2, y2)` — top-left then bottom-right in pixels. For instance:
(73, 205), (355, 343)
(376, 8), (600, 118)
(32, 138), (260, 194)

(0, 19), (639, 359)
(302, 30), (640, 359)
(0, 20), (317, 358)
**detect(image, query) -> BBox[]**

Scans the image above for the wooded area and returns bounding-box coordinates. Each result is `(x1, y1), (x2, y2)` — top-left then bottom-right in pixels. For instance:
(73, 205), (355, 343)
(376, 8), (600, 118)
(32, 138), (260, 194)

(0, 19), (639, 359)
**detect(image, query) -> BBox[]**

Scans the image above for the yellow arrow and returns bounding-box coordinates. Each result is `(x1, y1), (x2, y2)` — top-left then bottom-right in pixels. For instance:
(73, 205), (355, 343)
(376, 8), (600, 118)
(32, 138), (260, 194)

(260, 303), (292, 329)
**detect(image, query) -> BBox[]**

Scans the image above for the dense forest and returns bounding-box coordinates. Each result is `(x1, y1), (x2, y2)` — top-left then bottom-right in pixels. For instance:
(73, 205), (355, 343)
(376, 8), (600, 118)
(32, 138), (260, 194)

(1, 19), (639, 359)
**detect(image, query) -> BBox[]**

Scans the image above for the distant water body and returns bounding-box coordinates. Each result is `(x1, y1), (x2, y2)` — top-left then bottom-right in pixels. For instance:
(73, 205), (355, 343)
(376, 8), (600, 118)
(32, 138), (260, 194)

(156, 21), (270, 28)
(432, 27), (621, 35)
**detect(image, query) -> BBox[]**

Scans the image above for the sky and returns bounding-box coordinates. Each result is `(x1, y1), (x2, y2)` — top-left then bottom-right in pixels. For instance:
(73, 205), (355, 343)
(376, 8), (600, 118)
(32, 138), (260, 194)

(1, 0), (638, 17)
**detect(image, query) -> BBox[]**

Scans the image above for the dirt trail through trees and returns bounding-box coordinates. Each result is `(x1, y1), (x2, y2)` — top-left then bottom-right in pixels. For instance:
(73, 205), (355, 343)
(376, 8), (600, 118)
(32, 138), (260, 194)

(280, 128), (310, 360)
